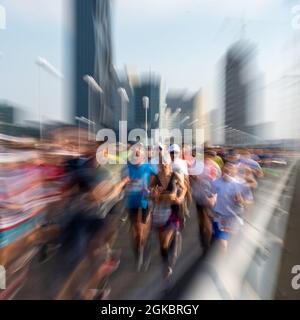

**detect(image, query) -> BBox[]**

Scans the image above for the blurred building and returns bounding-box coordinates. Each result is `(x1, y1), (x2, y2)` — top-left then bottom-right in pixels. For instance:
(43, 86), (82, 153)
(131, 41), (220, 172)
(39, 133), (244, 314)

(74, 0), (116, 130)
(132, 73), (163, 137)
(265, 65), (300, 142)
(0, 102), (15, 135)
(224, 40), (263, 144)
(0, 103), (14, 124)
(209, 108), (223, 145)
(246, 122), (274, 141)
(162, 89), (208, 144)
(165, 91), (194, 129)
(112, 68), (135, 133)
(193, 90), (210, 143)
(0, 102), (40, 137)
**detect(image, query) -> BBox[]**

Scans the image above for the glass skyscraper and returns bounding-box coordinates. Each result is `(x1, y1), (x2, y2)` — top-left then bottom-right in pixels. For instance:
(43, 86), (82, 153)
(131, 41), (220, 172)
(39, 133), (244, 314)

(74, 0), (114, 129)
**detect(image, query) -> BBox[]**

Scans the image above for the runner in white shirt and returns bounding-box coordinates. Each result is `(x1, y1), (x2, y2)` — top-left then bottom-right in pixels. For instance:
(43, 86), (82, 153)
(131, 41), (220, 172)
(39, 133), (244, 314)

(168, 144), (188, 178)
(168, 144), (191, 227)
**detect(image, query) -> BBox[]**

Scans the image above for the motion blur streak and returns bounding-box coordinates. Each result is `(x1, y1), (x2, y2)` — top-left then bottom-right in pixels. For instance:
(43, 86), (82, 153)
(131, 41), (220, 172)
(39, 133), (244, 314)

(1, 0), (300, 300)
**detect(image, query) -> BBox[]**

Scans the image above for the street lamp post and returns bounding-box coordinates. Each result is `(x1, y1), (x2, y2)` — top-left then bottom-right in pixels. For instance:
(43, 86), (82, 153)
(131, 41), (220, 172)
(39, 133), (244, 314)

(36, 57), (63, 141)
(75, 116), (83, 152)
(153, 113), (160, 144)
(75, 116), (95, 150)
(118, 87), (129, 122)
(83, 75), (103, 140)
(87, 82), (92, 140)
(143, 96), (149, 146)
(81, 116), (95, 139)
(180, 116), (190, 124)
(187, 118), (199, 126)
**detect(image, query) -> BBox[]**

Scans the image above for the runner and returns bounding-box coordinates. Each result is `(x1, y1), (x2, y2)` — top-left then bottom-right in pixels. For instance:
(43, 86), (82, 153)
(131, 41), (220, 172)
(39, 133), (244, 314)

(211, 162), (247, 251)
(168, 143), (188, 179)
(239, 148), (264, 178)
(150, 161), (187, 279)
(203, 149), (222, 181)
(190, 170), (217, 253)
(125, 143), (157, 271)
(168, 144), (191, 225)
(56, 141), (129, 300)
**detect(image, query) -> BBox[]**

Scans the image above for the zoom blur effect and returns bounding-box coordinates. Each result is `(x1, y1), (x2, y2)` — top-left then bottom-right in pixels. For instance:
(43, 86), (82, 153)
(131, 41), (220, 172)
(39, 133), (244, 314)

(1, 0), (300, 300)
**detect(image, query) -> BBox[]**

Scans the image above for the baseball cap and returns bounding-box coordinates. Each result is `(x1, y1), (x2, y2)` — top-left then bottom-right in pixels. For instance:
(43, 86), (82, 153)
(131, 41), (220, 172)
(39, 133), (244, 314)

(168, 144), (180, 153)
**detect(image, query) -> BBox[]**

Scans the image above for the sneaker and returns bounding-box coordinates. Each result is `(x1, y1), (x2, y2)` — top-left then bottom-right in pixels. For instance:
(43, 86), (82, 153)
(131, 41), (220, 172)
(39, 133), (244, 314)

(120, 215), (128, 223)
(164, 266), (173, 279)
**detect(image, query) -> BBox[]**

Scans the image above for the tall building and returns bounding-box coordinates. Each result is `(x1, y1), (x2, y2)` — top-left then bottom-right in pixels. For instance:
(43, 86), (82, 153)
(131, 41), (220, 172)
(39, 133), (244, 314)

(0, 102), (14, 135)
(0, 102), (31, 136)
(265, 72), (300, 141)
(224, 40), (260, 143)
(209, 109), (222, 145)
(0, 103), (14, 124)
(74, 0), (115, 129)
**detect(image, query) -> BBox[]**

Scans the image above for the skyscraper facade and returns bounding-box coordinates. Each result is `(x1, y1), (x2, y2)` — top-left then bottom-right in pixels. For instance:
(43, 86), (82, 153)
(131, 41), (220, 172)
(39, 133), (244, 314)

(74, 0), (115, 129)
(224, 40), (257, 143)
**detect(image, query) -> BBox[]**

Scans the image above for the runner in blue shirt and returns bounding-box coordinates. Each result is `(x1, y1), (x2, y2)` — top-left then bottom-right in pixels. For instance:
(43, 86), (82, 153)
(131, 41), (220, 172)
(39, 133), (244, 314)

(125, 143), (157, 271)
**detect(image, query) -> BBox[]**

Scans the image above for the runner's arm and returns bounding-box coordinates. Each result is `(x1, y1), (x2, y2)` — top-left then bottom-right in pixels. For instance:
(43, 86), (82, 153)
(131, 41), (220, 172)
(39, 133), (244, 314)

(173, 172), (187, 204)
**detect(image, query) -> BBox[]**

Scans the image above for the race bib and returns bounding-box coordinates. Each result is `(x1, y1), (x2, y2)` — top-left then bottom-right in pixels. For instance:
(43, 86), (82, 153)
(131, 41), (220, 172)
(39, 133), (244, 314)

(127, 179), (144, 193)
(152, 204), (172, 227)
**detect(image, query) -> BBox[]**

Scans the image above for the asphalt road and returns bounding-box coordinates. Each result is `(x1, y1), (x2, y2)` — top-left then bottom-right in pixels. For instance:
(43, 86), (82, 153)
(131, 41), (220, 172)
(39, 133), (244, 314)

(14, 166), (293, 300)
(14, 199), (202, 300)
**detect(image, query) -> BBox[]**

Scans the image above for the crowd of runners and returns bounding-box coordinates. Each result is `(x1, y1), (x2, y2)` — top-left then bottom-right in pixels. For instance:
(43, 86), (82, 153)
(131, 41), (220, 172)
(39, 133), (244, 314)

(0, 129), (291, 299)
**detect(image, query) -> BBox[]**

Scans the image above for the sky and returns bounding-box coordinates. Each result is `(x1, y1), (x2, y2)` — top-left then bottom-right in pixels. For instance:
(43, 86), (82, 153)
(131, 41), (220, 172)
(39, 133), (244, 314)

(0, 0), (68, 123)
(0, 0), (299, 137)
